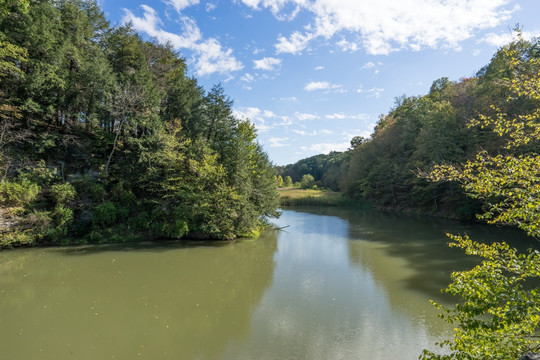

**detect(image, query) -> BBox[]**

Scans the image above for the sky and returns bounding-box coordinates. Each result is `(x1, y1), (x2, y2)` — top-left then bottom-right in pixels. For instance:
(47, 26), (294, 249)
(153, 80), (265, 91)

(98, 0), (540, 165)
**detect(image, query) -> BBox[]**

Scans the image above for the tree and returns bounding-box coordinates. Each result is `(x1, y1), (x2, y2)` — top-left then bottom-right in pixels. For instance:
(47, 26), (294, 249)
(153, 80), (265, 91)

(300, 174), (315, 189)
(283, 175), (293, 188)
(276, 175), (283, 188)
(421, 36), (540, 360)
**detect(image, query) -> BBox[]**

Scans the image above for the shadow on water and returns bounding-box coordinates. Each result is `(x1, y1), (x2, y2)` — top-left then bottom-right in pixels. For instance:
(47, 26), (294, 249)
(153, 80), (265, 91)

(54, 238), (239, 256)
(286, 206), (535, 304)
(0, 230), (279, 360)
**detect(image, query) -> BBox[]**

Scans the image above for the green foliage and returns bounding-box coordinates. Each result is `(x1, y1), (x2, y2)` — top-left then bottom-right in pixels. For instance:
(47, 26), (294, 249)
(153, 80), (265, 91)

(300, 174), (315, 189)
(421, 236), (540, 360)
(50, 182), (76, 205)
(0, 0), (279, 246)
(283, 175), (293, 188)
(276, 151), (349, 190)
(276, 175), (284, 187)
(0, 179), (39, 206)
(93, 202), (117, 227)
(422, 35), (540, 360)
(74, 176), (106, 203)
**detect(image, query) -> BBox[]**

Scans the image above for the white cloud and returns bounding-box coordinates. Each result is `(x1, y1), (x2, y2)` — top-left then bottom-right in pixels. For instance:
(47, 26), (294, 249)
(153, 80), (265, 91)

(253, 57), (282, 71)
(195, 38), (244, 76)
(336, 38), (359, 52)
(276, 31), (313, 54)
(267, 137), (291, 148)
(304, 81), (342, 91)
(280, 96), (298, 101)
(234, 106), (288, 132)
(314, 66), (324, 70)
(253, 0), (517, 55)
(295, 112), (318, 121)
(122, 5), (243, 77)
(481, 30), (540, 47)
(301, 141), (350, 153)
(239, 0), (304, 20)
(326, 113), (370, 120)
(167, 0), (200, 13)
(205, 2), (217, 11)
(292, 129), (333, 136)
(241, 73), (255, 83)
(363, 62), (375, 69)
(357, 87), (384, 98)
(325, 113), (346, 120)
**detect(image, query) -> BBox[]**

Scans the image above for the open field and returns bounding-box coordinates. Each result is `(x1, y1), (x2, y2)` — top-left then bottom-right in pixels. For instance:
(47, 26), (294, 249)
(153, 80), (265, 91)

(278, 188), (358, 207)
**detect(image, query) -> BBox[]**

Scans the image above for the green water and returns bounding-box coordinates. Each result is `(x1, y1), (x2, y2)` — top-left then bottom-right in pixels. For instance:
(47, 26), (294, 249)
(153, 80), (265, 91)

(0, 208), (534, 359)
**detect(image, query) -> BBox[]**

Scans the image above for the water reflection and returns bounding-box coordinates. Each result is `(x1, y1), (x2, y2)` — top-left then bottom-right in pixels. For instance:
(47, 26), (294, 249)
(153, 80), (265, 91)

(0, 233), (277, 360)
(1, 208), (533, 360)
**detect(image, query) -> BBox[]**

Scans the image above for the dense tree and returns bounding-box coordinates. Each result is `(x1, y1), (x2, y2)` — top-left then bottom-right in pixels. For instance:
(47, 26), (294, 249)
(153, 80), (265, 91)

(421, 36), (540, 360)
(0, 0), (279, 247)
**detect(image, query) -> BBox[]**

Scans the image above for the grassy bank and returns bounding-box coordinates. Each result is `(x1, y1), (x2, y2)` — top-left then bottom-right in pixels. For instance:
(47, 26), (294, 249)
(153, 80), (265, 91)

(278, 188), (357, 207)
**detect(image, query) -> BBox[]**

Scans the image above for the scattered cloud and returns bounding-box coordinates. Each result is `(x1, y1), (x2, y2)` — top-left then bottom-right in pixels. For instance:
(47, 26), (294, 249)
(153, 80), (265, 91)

(280, 96), (298, 101)
(251, 0), (518, 55)
(166, 0), (200, 12)
(253, 57), (282, 71)
(325, 112), (369, 120)
(357, 87), (384, 98)
(205, 2), (217, 11)
(241, 73), (255, 83)
(122, 5), (243, 77)
(275, 31), (313, 54)
(314, 66), (324, 70)
(336, 38), (359, 52)
(295, 112), (318, 121)
(304, 81), (342, 92)
(362, 61), (375, 69)
(239, 0), (303, 21)
(233, 106), (293, 132)
(267, 137), (291, 148)
(481, 30), (540, 47)
(293, 129), (333, 136)
(301, 141), (350, 154)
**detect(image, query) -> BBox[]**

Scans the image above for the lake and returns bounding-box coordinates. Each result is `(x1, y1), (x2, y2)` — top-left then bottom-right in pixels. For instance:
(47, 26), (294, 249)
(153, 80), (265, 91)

(0, 207), (534, 359)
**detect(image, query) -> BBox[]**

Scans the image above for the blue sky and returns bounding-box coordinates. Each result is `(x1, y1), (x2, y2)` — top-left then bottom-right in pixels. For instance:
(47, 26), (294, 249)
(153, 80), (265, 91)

(99, 0), (540, 165)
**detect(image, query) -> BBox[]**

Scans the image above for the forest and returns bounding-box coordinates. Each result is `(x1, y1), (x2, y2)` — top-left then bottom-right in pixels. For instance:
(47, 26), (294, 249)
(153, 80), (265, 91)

(276, 36), (540, 221)
(0, 0), (279, 247)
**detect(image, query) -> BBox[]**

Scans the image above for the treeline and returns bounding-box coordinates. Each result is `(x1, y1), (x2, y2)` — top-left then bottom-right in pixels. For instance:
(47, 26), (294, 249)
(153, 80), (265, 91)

(0, 0), (279, 247)
(277, 36), (540, 219)
(275, 151), (350, 190)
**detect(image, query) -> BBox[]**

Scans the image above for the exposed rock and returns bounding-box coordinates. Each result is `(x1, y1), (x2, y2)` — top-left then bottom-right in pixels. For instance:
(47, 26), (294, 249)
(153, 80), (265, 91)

(520, 354), (540, 360)
(0, 207), (22, 233)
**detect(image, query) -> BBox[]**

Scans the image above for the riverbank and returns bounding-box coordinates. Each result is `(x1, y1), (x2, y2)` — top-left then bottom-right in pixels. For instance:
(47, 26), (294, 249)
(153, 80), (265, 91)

(278, 188), (358, 207)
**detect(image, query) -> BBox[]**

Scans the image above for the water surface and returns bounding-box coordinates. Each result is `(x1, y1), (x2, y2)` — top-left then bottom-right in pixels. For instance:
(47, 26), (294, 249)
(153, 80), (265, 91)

(0, 208), (533, 359)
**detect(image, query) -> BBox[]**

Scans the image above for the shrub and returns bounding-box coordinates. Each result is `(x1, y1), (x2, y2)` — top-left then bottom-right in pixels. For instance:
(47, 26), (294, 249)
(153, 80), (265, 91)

(50, 182), (76, 205)
(74, 175), (105, 202)
(93, 202), (117, 227)
(0, 179), (40, 206)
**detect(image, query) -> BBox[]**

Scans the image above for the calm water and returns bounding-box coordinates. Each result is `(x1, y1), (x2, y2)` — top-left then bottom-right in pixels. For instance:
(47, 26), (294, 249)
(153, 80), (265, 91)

(0, 208), (534, 359)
